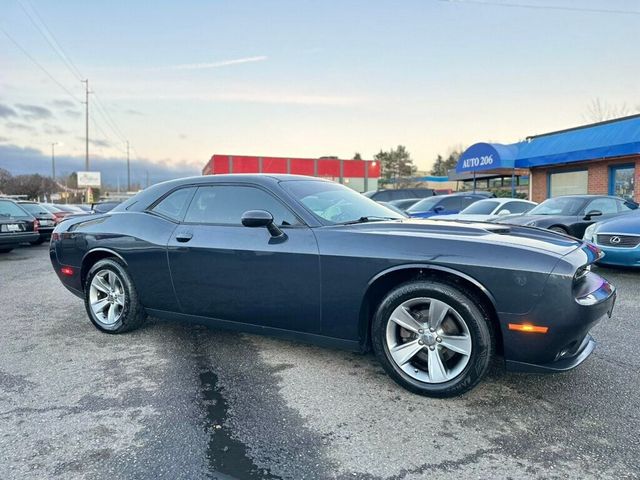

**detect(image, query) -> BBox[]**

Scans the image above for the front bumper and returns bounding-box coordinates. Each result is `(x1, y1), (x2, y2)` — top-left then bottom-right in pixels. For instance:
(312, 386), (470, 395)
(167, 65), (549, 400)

(501, 269), (615, 373)
(596, 246), (640, 267)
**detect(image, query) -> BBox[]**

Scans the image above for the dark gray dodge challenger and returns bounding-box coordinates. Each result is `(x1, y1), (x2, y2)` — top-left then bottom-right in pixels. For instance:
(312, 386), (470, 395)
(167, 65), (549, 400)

(50, 175), (616, 397)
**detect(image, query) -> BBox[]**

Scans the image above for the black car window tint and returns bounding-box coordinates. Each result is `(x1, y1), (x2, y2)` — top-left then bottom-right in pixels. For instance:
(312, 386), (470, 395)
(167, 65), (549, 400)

(376, 191), (391, 202)
(151, 187), (196, 221)
(184, 186), (300, 226)
(438, 197), (461, 210)
(585, 198), (618, 215)
(502, 201), (531, 214)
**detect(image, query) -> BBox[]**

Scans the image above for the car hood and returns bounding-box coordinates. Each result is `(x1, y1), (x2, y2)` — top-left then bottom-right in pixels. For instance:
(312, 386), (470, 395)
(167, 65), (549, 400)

(493, 214), (562, 226)
(340, 218), (582, 257)
(595, 213), (640, 234)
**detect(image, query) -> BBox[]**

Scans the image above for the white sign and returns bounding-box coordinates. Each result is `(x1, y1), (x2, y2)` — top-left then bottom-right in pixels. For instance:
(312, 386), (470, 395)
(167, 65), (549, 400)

(462, 154), (494, 169)
(77, 171), (101, 187)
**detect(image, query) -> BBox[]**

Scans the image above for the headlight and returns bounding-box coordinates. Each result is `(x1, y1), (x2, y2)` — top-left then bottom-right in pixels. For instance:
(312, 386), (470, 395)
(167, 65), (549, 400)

(525, 220), (537, 227)
(583, 223), (598, 242)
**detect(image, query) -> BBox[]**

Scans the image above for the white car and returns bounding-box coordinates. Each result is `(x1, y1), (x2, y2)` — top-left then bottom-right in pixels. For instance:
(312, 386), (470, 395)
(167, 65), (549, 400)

(434, 197), (537, 222)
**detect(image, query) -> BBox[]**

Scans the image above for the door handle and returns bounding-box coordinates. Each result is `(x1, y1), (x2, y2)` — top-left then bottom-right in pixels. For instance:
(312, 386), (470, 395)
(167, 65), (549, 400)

(175, 231), (193, 243)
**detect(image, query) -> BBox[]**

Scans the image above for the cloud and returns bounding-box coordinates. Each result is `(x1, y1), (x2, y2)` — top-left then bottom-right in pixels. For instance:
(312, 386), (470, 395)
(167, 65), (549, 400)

(125, 108), (144, 116)
(0, 136), (8, 142)
(15, 104), (54, 120)
(0, 143), (199, 186)
(43, 124), (69, 135)
(167, 55), (268, 71)
(5, 122), (36, 132)
(0, 103), (17, 118)
(178, 133), (188, 139)
(90, 139), (111, 148)
(64, 109), (82, 119)
(51, 99), (76, 108)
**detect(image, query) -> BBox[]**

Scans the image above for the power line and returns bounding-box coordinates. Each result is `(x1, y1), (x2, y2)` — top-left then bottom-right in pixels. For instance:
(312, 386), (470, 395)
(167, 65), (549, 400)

(16, 0), (83, 81)
(0, 26), (81, 103)
(438, 0), (640, 15)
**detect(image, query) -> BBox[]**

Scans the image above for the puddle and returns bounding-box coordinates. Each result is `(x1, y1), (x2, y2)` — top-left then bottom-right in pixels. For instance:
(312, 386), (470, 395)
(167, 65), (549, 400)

(199, 370), (279, 480)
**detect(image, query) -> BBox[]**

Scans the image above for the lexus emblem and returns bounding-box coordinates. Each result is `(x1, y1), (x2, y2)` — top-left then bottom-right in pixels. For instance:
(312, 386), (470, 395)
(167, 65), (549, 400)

(610, 236), (621, 244)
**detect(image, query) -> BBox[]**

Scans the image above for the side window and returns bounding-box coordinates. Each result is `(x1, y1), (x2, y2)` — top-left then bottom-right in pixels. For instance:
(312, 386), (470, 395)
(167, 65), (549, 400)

(459, 197), (477, 209)
(437, 197), (462, 210)
(501, 201), (532, 214)
(184, 185), (300, 226)
(375, 191), (391, 202)
(151, 187), (196, 221)
(586, 198), (618, 215)
(619, 200), (637, 212)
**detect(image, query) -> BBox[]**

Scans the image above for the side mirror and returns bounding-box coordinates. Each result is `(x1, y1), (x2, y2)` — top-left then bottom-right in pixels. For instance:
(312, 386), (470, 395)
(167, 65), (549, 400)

(497, 209), (511, 216)
(584, 210), (602, 220)
(433, 205), (445, 213)
(241, 210), (283, 237)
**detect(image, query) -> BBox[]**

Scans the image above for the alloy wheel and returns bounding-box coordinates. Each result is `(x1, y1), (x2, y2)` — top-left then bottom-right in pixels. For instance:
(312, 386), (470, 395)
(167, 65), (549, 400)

(385, 297), (472, 383)
(89, 270), (125, 326)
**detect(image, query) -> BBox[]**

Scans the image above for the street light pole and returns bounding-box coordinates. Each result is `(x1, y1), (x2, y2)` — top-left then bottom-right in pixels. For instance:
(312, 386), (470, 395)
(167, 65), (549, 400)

(51, 142), (57, 181)
(126, 140), (130, 192)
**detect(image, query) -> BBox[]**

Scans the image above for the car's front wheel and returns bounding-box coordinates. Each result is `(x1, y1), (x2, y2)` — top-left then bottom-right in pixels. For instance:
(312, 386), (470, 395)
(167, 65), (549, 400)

(84, 258), (146, 333)
(372, 280), (494, 397)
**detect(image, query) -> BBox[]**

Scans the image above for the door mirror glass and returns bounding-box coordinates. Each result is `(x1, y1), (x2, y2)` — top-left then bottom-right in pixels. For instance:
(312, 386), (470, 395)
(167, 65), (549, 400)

(497, 209), (511, 216)
(433, 205), (445, 212)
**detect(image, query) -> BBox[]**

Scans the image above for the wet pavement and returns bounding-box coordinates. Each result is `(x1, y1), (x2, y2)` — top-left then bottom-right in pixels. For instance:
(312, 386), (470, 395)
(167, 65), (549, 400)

(1, 245), (639, 479)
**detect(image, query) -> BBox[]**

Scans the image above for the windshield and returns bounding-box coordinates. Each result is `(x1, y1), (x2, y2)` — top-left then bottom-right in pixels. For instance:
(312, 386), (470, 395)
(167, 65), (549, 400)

(42, 204), (63, 213)
(406, 197), (440, 213)
(460, 200), (500, 215)
(19, 203), (48, 216)
(528, 197), (585, 216)
(281, 180), (403, 224)
(0, 200), (31, 218)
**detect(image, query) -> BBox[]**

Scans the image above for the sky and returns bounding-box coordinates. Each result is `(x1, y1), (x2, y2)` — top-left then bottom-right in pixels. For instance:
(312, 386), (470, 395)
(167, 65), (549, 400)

(1, 0), (639, 186)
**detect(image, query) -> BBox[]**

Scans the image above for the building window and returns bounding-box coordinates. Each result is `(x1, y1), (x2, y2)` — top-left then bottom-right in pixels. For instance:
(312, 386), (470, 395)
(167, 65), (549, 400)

(549, 170), (588, 197)
(609, 165), (635, 200)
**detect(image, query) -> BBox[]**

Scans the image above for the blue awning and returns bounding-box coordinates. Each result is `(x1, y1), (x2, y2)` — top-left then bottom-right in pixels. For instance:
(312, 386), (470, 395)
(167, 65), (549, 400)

(515, 115), (640, 168)
(456, 143), (518, 173)
(457, 114), (640, 173)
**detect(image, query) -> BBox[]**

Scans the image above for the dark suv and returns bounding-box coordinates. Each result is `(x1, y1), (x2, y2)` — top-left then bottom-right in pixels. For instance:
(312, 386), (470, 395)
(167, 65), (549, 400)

(363, 188), (435, 202)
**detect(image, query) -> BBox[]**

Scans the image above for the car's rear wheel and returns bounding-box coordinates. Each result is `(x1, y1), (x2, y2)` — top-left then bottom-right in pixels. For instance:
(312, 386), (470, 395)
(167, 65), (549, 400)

(84, 258), (146, 333)
(372, 280), (493, 397)
(549, 226), (568, 235)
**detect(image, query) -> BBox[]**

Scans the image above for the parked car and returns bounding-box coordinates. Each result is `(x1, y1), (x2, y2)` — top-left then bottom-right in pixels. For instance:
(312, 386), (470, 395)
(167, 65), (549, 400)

(0, 198), (39, 253)
(435, 198), (537, 222)
(406, 193), (486, 218)
(450, 191), (496, 198)
(91, 201), (120, 214)
(583, 212), (640, 267)
(50, 174), (615, 397)
(376, 201), (409, 217)
(41, 204), (72, 223)
(363, 188), (435, 202)
(495, 195), (638, 238)
(16, 201), (57, 244)
(387, 198), (422, 212)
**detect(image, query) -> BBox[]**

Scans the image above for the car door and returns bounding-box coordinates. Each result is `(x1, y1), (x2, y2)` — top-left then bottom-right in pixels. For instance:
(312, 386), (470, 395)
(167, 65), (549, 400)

(166, 183), (322, 334)
(574, 197), (620, 237)
(433, 196), (462, 216)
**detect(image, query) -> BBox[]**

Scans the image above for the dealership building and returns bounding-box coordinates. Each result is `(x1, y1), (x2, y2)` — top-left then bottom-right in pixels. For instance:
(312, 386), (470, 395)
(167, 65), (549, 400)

(202, 154), (380, 192)
(456, 114), (640, 203)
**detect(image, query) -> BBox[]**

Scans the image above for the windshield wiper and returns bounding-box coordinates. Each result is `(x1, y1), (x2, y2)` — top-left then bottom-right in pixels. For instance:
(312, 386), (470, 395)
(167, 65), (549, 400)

(339, 216), (400, 225)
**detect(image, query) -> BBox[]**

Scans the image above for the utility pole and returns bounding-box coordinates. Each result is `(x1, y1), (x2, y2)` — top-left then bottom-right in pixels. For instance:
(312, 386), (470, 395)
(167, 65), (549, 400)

(126, 140), (130, 192)
(82, 79), (90, 170)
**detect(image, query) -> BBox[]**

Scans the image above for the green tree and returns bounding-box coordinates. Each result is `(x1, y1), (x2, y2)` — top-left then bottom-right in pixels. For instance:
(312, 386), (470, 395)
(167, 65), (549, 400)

(430, 148), (463, 176)
(352, 152), (362, 160)
(375, 145), (416, 187)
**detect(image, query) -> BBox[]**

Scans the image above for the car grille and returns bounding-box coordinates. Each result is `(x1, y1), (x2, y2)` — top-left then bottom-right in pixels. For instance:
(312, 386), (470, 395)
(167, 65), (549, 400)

(596, 234), (640, 248)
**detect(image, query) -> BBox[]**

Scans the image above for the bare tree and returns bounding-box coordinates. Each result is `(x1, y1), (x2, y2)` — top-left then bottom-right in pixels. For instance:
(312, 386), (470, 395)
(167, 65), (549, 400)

(583, 98), (637, 122)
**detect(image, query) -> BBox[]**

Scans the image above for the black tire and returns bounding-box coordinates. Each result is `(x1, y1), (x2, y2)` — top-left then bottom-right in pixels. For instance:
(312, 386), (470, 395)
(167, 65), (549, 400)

(0, 248), (13, 253)
(549, 226), (569, 235)
(372, 280), (494, 398)
(84, 258), (146, 333)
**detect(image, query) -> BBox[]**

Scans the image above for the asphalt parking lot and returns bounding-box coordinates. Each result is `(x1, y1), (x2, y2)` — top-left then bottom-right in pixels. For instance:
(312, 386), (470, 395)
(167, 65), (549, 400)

(1, 245), (639, 480)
